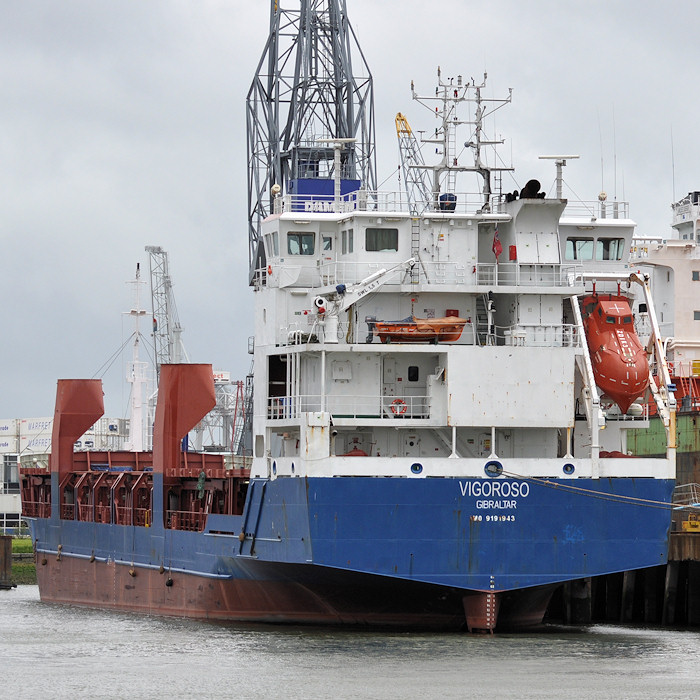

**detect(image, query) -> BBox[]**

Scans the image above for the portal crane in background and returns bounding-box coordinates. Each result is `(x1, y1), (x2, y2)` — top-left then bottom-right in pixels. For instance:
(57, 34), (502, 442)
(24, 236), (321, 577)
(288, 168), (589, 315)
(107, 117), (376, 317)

(246, 0), (376, 279)
(144, 245), (245, 452)
(145, 245), (188, 382)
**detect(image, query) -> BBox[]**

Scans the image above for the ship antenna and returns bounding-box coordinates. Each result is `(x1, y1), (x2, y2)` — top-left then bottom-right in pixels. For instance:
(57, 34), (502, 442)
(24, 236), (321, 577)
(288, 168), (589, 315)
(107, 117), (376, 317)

(671, 125), (676, 202)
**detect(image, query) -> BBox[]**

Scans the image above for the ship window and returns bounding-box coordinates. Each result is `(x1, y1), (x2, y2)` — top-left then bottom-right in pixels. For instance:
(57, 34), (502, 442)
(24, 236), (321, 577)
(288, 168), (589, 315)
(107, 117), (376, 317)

(255, 435), (265, 458)
(596, 237), (625, 260)
(408, 366), (419, 382)
(322, 236), (333, 251)
(623, 316), (632, 324)
(606, 316), (615, 324)
(693, 270), (700, 281)
(695, 311), (700, 321)
(265, 233), (279, 258)
(565, 237), (593, 260)
(341, 228), (354, 254)
(366, 228), (399, 252)
(287, 232), (315, 255)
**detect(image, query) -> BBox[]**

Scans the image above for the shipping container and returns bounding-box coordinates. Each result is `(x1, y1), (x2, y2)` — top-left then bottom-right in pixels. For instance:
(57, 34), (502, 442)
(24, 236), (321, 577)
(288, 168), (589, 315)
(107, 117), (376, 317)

(0, 418), (17, 436)
(19, 435), (52, 454)
(0, 436), (19, 454)
(19, 417), (53, 437)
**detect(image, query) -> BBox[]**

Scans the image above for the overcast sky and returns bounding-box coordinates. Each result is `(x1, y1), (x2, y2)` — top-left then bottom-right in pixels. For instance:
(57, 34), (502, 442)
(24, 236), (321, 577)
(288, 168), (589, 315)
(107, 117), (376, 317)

(2, 0), (699, 419)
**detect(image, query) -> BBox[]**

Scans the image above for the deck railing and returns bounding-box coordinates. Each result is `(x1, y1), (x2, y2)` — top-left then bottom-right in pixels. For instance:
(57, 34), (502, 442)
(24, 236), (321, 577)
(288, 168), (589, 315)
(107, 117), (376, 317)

(268, 394), (430, 420)
(167, 510), (206, 532)
(273, 191), (631, 219)
(21, 500), (51, 518)
(673, 483), (700, 506)
(475, 263), (582, 287)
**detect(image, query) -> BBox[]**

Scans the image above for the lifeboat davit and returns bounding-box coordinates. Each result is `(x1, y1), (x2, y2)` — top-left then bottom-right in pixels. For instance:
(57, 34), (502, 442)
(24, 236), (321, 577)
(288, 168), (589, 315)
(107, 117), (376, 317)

(581, 295), (649, 414)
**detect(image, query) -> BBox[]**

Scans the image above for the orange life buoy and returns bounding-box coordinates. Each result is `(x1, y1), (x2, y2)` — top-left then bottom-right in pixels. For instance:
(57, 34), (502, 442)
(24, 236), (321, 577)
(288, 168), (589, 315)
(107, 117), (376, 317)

(391, 398), (407, 415)
(267, 265), (272, 275)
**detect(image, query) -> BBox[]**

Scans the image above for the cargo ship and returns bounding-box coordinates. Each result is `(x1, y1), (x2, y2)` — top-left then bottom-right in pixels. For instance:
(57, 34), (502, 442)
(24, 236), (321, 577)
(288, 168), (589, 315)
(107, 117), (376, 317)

(22, 0), (677, 631)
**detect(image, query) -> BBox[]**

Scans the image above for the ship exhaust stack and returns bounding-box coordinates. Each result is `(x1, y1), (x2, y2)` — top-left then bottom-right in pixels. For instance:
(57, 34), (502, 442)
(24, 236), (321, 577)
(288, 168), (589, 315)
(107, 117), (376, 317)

(50, 379), (104, 479)
(152, 364), (217, 475)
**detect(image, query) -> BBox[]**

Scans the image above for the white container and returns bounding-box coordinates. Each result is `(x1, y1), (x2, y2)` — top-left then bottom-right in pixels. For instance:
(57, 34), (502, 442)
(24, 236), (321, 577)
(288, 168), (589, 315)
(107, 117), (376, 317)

(19, 417), (53, 437)
(0, 418), (17, 436)
(19, 434), (52, 454)
(0, 436), (18, 453)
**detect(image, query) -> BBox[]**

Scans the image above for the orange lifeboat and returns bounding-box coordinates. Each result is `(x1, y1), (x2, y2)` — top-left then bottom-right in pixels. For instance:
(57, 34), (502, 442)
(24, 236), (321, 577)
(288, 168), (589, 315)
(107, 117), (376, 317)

(375, 316), (467, 344)
(581, 295), (649, 414)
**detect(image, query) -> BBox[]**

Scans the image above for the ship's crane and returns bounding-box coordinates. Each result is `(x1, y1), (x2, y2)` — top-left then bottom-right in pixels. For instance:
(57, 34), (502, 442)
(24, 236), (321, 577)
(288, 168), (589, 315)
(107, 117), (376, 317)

(246, 0), (376, 280)
(145, 245), (241, 451)
(145, 245), (188, 382)
(312, 258), (416, 343)
(395, 113), (433, 212)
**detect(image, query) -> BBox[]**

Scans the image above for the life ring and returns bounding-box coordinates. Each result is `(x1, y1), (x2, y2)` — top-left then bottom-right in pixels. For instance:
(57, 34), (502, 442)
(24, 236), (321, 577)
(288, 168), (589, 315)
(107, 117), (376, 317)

(267, 265), (272, 275)
(391, 398), (407, 415)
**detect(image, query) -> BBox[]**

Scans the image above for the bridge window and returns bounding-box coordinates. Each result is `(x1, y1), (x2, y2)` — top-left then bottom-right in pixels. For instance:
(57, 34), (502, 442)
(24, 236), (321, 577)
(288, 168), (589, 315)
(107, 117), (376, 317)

(565, 237), (593, 260)
(692, 270), (699, 281)
(695, 311), (700, 321)
(287, 232), (315, 255)
(596, 237), (625, 260)
(366, 228), (398, 252)
(264, 232), (279, 257)
(342, 228), (354, 254)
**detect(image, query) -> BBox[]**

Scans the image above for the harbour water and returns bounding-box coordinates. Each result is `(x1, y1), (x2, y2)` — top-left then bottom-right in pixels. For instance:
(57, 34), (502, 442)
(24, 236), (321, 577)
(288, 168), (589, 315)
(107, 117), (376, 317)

(2, 586), (699, 699)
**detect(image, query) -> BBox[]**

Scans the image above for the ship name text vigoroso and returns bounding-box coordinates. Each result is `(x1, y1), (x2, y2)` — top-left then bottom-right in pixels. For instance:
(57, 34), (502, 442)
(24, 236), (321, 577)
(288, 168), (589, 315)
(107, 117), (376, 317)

(460, 480), (530, 510)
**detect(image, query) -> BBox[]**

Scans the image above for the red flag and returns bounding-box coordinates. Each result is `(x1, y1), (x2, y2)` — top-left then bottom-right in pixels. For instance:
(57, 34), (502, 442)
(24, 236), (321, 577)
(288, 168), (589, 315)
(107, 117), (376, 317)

(492, 227), (503, 261)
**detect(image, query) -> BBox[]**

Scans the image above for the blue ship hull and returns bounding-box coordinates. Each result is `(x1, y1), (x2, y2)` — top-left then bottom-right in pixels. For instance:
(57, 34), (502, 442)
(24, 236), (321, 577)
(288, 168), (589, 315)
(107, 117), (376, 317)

(28, 474), (674, 628)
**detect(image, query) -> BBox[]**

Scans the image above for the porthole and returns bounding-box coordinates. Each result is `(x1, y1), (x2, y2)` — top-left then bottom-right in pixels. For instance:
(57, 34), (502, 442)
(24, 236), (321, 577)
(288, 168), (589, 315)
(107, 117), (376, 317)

(563, 463), (575, 475)
(484, 460), (503, 477)
(410, 462), (423, 475)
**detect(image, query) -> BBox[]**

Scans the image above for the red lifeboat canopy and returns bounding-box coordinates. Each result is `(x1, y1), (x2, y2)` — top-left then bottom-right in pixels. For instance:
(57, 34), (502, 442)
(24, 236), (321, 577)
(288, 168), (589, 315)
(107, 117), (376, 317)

(582, 295), (650, 414)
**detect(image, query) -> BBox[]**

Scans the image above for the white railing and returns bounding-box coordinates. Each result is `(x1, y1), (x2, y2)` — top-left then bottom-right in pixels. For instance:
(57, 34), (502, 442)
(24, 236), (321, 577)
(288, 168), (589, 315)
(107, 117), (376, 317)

(271, 189), (631, 219)
(280, 319), (576, 349)
(318, 259), (469, 287)
(602, 401), (650, 422)
(274, 189), (498, 216)
(476, 263), (583, 287)
(561, 200), (630, 219)
(673, 483), (700, 506)
(268, 394), (430, 420)
(265, 260), (584, 291)
(501, 324), (580, 348)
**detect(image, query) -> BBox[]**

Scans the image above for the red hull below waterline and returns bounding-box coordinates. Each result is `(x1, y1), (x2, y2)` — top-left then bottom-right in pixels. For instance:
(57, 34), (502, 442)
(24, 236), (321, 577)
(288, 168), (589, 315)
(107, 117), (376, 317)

(34, 553), (555, 631)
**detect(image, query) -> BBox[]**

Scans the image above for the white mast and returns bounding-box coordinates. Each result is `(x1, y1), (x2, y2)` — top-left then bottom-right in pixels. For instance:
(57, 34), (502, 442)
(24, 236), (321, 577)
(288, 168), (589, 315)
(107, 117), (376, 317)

(411, 69), (513, 211)
(124, 263), (149, 452)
